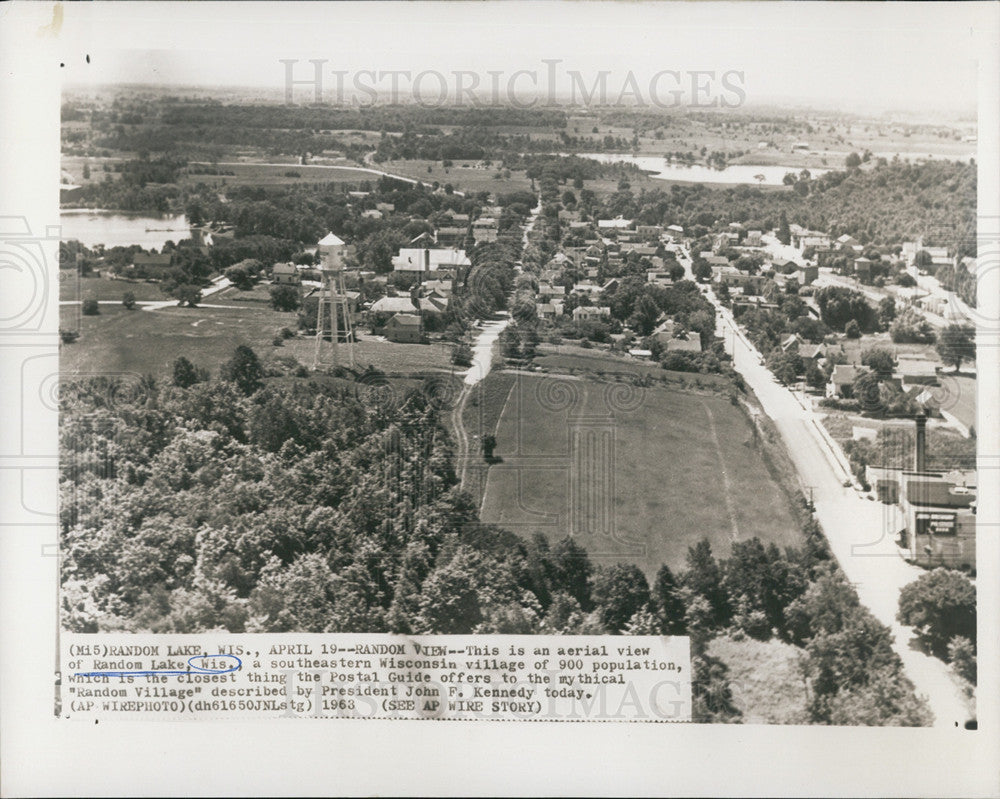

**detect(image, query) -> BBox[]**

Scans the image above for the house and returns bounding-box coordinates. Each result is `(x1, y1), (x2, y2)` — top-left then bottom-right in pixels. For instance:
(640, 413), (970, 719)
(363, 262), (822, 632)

(271, 262), (301, 285)
(666, 333), (702, 353)
(896, 355), (939, 387)
(597, 217), (632, 230)
(665, 224), (684, 237)
(382, 313), (423, 343)
(537, 283), (566, 298)
(798, 343), (826, 361)
(601, 278), (621, 293)
(636, 225), (663, 240)
(441, 210), (470, 224)
(392, 247), (470, 272)
(361, 209), (383, 220)
(370, 296), (422, 315)
(720, 271), (768, 294)
(827, 364), (860, 398)
(535, 302), (563, 320)
(572, 305), (611, 321)
(375, 202), (395, 214)
(435, 227), (467, 247)
(713, 231), (739, 253)
(771, 258), (798, 275)
(797, 264), (819, 285)
(647, 270), (675, 287)
(780, 333), (803, 352)
(836, 234), (860, 250)
(650, 319), (675, 346)
(422, 279), (453, 298)
(853, 257), (872, 281)
(473, 226), (499, 243)
(745, 230), (763, 247)
(731, 297), (780, 316)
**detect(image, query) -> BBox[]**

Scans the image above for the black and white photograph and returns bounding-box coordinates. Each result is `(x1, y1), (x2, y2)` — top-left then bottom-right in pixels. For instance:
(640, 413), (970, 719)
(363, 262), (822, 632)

(2, 1), (999, 795)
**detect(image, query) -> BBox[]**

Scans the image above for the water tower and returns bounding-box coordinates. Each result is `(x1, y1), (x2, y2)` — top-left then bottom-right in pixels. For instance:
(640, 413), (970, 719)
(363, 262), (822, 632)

(312, 232), (355, 369)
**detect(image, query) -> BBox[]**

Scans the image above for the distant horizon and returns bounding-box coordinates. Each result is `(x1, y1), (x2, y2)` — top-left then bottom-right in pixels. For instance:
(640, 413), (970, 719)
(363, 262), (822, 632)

(50, 2), (988, 119)
(62, 80), (977, 126)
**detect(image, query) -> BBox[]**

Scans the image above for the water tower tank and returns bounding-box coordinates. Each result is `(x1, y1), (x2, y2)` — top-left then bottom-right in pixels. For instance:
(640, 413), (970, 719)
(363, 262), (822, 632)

(318, 232), (345, 272)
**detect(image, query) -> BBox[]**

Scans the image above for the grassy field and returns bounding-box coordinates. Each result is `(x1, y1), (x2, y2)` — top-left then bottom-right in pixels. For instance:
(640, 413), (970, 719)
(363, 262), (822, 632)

(60, 303), (304, 379)
(377, 159), (657, 199)
(458, 370), (519, 504)
(64, 273), (171, 303)
(479, 373), (801, 578)
(707, 635), (811, 724)
(180, 162), (387, 188)
(60, 271), (456, 381)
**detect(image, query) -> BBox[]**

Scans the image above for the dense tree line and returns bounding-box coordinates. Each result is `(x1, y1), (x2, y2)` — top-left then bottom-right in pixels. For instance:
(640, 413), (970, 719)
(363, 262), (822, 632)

(589, 159), (975, 250)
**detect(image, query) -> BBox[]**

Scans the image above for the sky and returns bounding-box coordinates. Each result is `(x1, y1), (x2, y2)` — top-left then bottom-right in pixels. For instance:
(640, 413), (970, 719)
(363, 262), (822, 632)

(48, 1), (993, 115)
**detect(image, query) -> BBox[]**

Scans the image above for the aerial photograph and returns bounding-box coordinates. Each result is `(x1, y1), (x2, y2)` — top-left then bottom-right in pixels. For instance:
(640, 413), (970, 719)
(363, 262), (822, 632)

(55, 3), (980, 729)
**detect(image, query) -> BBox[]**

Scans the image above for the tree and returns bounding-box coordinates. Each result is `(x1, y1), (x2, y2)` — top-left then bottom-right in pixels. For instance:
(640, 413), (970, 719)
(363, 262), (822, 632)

(172, 356), (200, 389)
(630, 294), (661, 336)
(877, 296), (897, 330)
(550, 536), (593, 610)
(682, 539), (729, 627)
(896, 272), (917, 288)
(815, 286), (876, 332)
(777, 211), (790, 246)
(481, 434), (497, 461)
(767, 350), (802, 385)
(844, 319), (861, 339)
(591, 563), (651, 633)
(897, 568), (976, 657)
(652, 564), (687, 635)
(82, 163), (91, 180)
(225, 261), (260, 291)
(269, 284), (300, 312)
(417, 547), (483, 633)
(890, 307), (935, 344)
(861, 346), (896, 378)
(220, 345), (264, 396)
(172, 284), (202, 307)
(805, 359), (826, 391)
(452, 342), (472, 367)
(948, 635), (977, 684)
(935, 324), (975, 372)
(845, 152), (862, 169)
(82, 298), (100, 316)
(122, 291), (136, 310)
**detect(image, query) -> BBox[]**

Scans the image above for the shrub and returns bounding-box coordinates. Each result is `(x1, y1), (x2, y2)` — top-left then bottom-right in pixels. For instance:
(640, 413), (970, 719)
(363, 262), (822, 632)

(122, 291), (136, 310)
(59, 329), (80, 344)
(270, 284), (300, 312)
(897, 568), (976, 657)
(82, 298), (100, 316)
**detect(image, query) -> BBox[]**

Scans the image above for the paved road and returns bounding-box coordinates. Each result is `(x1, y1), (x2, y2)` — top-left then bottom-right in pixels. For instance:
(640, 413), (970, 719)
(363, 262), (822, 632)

(672, 244), (972, 727)
(453, 196), (540, 488)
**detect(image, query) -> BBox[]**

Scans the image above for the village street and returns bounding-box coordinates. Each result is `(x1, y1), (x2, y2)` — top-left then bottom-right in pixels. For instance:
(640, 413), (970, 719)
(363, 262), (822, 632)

(672, 244), (972, 728)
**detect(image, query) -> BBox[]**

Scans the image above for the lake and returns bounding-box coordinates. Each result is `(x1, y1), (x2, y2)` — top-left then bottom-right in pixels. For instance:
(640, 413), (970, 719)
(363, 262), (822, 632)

(59, 211), (190, 250)
(579, 154), (829, 186)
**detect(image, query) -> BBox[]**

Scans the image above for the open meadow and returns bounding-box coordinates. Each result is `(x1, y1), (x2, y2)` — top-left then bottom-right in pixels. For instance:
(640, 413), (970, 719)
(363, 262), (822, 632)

(478, 372), (801, 578)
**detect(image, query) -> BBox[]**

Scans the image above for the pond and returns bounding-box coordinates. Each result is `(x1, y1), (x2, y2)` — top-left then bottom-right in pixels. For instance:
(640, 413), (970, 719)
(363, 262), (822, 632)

(59, 210), (190, 250)
(579, 154), (829, 186)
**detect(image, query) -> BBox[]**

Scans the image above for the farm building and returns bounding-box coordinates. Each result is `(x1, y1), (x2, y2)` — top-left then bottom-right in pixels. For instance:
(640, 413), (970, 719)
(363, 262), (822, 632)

(381, 313), (423, 343)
